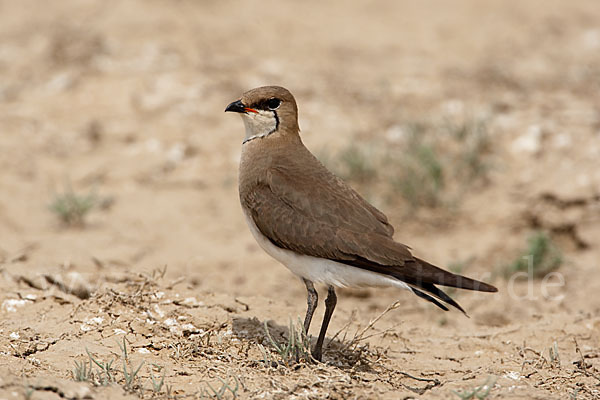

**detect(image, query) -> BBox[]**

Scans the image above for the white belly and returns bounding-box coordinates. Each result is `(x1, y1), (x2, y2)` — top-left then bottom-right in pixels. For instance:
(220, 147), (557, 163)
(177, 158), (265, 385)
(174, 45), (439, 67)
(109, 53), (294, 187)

(243, 209), (410, 290)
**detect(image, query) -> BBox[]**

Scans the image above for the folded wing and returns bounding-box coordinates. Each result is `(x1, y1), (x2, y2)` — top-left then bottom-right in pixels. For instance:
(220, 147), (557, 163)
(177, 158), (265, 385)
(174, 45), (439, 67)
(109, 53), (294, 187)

(243, 167), (497, 314)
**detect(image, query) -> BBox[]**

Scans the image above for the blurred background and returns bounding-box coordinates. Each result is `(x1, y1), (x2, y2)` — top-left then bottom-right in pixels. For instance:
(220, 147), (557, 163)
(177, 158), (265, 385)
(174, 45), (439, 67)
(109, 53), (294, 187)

(1, 0), (599, 398)
(2, 0), (598, 300)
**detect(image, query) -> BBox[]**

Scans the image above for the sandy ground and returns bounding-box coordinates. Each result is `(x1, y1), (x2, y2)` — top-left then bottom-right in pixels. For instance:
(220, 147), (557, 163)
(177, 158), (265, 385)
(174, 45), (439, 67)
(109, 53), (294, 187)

(1, 0), (600, 398)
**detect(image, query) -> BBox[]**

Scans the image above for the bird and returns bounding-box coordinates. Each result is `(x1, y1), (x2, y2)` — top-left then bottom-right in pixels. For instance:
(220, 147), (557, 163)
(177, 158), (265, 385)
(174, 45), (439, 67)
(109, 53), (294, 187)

(225, 86), (497, 361)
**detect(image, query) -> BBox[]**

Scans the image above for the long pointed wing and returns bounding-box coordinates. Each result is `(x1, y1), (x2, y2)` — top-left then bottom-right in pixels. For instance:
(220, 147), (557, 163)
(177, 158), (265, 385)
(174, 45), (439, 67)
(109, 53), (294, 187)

(243, 167), (497, 297)
(243, 167), (412, 265)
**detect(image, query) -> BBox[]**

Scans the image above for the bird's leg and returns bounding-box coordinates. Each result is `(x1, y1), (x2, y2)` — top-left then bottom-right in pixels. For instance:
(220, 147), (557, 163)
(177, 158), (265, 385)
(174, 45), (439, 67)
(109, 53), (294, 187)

(299, 279), (318, 363)
(302, 278), (318, 335)
(312, 286), (337, 362)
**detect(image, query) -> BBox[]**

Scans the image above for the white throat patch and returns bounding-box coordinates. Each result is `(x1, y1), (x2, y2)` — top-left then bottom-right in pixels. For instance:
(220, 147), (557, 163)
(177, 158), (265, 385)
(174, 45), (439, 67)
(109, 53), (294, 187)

(241, 110), (278, 143)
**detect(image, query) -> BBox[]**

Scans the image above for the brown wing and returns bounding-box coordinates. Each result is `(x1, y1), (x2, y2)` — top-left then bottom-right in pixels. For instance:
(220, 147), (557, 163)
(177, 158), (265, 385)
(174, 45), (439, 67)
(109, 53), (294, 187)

(243, 167), (497, 300)
(266, 158), (396, 238)
(244, 167), (412, 264)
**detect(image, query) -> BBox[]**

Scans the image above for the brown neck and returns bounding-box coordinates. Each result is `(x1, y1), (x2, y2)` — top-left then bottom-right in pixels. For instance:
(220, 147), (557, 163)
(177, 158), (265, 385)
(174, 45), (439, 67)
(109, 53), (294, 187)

(239, 129), (305, 192)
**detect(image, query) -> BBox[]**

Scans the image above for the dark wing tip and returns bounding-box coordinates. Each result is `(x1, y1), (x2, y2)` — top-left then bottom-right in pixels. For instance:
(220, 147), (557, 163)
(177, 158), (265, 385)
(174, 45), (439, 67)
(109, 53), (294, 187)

(411, 257), (499, 293)
(410, 282), (469, 316)
(473, 282), (498, 293)
(411, 288), (450, 312)
(412, 286), (471, 318)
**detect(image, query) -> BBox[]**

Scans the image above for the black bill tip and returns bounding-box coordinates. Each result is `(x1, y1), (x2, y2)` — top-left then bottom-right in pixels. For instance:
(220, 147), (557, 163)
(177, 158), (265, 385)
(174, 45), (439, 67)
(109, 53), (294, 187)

(225, 99), (245, 113)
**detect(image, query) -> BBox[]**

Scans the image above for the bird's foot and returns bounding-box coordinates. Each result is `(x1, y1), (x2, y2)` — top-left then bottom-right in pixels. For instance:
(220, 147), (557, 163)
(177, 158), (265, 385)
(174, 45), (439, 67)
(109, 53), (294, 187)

(311, 347), (323, 362)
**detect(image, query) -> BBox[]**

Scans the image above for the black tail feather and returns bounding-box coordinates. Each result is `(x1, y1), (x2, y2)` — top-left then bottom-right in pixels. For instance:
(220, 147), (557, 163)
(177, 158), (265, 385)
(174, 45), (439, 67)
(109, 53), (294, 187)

(411, 288), (450, 312)
(414, 282), (468, 316)
(337, 254), (496, 315)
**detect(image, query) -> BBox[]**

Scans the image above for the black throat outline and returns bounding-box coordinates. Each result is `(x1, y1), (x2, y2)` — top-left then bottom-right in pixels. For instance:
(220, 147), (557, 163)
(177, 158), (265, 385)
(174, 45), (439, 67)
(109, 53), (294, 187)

(242, 110), (279, 144)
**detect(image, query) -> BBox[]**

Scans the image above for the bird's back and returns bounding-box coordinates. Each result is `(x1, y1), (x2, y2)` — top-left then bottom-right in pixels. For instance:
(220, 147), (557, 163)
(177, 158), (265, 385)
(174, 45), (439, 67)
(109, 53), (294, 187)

(239, 132), (394, 239)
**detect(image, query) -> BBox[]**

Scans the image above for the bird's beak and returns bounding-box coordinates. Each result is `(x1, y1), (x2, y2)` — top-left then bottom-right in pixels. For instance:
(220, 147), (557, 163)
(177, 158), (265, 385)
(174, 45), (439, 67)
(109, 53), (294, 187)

(225, 99), (245, 113)
(225, 99), (258, 114)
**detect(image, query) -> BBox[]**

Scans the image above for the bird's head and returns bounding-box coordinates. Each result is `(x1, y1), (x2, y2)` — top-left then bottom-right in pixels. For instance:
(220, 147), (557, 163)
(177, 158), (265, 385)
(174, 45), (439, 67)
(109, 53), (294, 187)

(225, 86), (299, 143)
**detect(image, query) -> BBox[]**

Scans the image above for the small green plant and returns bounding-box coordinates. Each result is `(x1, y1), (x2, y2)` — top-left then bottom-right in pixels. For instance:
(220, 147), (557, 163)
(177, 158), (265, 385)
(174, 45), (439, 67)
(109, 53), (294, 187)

(452, 376), (496, 399)
(24, 385), (34, 400)
(393, 142), (444, 208)
(338, 144), (377, 183)
(73, 357), (94, 382)
(504, 231), (563, 278)
(321, 117), (492, 212)
(86, 349), (115, 385)
(73, 337), (160, 395)
(200, 376), (239, 399)
(549, 341), (561, 368)
(261, 318), (312, 367)
(447, 260), (468, 275)
(117, 337), (144, 391)
(444, 118), (491, 180)
(49, 188), (97, 226)
(150, 364), (165, 393)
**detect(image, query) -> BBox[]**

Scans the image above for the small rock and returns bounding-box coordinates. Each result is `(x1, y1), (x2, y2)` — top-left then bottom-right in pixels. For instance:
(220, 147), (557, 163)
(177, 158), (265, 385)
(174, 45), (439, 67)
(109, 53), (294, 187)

(511, 125), (542, 154)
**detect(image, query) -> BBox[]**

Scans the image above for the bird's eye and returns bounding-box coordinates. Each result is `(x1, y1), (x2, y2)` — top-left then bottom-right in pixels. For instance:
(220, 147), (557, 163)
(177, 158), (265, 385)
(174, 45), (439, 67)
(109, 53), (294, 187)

(266, 98), (281, 110)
